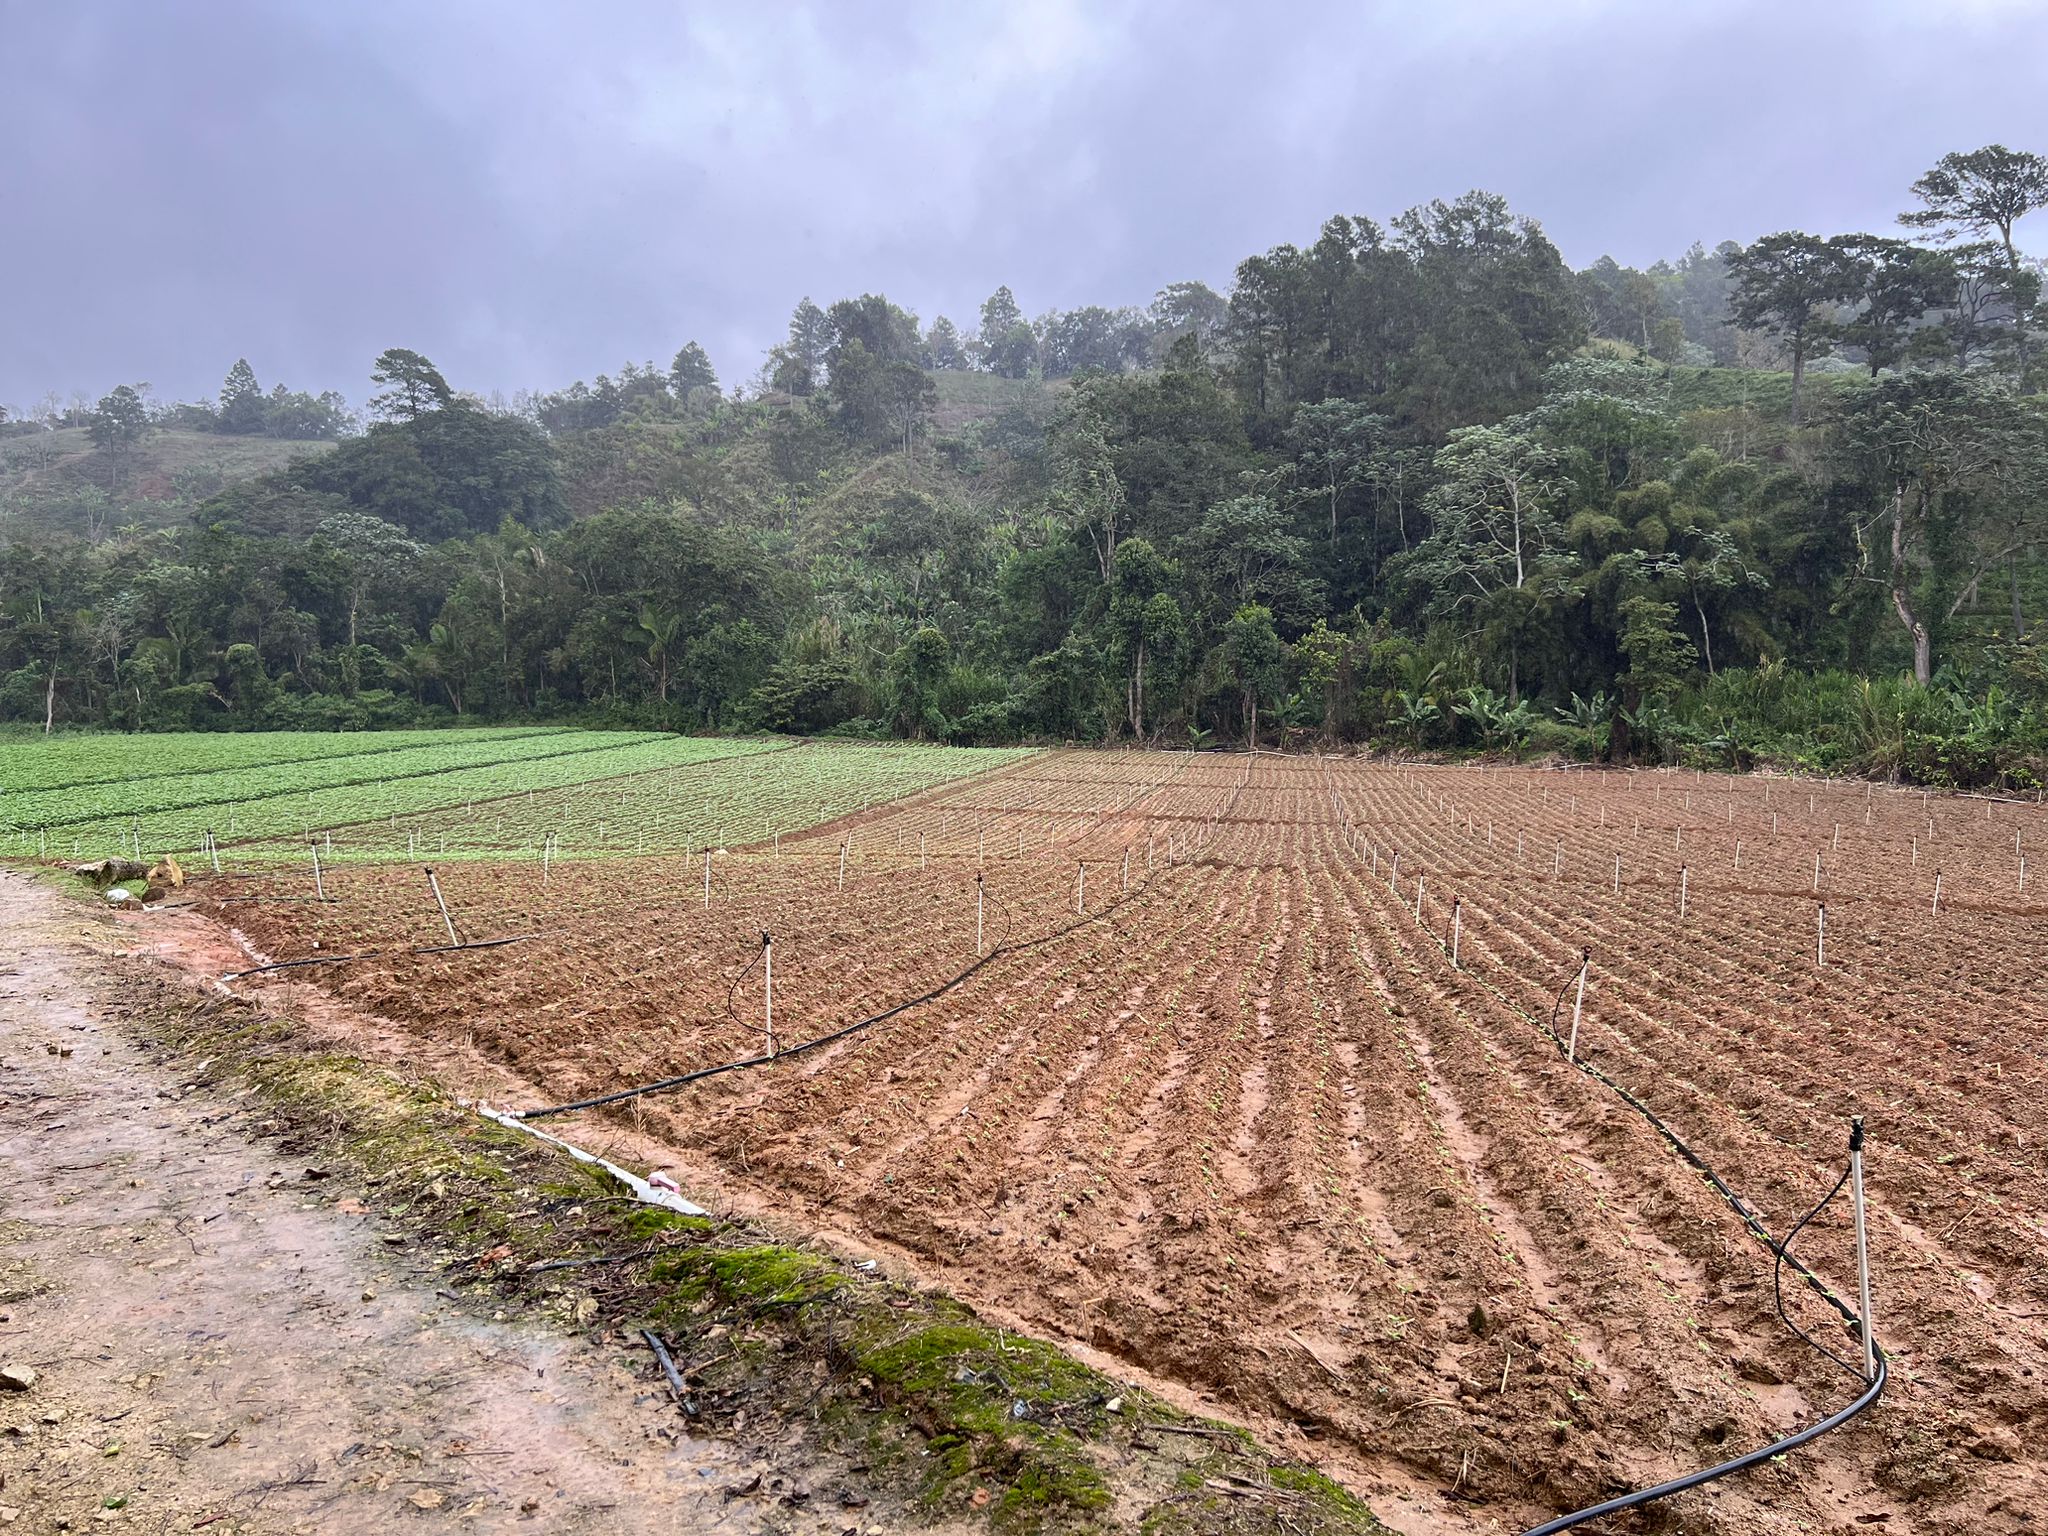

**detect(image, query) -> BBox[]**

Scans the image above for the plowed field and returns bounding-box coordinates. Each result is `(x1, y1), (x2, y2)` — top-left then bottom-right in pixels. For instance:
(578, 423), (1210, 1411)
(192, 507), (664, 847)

(198, 751), (2048, 1535)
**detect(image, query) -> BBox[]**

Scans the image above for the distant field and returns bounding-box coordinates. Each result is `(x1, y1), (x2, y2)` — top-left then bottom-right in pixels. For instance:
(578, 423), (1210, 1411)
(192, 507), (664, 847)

(0, 427), (330, 535)
(929, 370), (1062, 433)
(1, 730), (1035, 865)
(0, 726), (572, 794)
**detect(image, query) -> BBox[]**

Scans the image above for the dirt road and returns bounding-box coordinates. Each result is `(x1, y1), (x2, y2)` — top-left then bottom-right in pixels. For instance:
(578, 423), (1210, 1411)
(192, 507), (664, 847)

(0, 871), (858, 1535)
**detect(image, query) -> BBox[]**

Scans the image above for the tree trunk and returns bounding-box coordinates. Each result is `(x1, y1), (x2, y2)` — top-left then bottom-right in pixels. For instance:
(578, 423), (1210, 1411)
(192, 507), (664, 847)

(44, 668), (56, 734)
(1889, 484), (1932, 686)
(2012, 554), (2027, 640)
(1129, 640), (1146, 738)
(1693, 586), (1715, 675)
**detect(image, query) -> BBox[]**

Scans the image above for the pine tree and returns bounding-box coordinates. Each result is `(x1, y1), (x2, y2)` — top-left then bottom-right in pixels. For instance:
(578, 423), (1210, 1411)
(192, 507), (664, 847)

(218, 358), (265, 434)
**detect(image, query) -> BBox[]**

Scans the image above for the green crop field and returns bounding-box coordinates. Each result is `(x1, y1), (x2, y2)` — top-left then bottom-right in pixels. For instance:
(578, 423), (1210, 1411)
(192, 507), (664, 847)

(0, 725), (575, 795)
(1, 731), (1037, 865)
(234, 739), (1041, 863)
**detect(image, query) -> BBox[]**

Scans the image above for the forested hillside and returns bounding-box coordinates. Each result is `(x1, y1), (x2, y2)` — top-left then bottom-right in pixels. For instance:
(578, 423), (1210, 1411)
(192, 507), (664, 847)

(6, 147), (2048, 787)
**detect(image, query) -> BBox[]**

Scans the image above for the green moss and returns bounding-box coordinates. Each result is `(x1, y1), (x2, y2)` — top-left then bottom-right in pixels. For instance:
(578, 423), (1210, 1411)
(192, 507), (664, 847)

(1264, 1464), (1375, 1517)
(622, 1207), (712, 1240)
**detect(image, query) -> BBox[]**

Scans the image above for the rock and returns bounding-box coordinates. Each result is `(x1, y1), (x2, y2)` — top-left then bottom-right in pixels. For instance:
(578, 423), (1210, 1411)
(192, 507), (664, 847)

(1735, 1354), (1786, 1386)
(1967, 1426), (2021, 1463)
(0, 1364), (36, 1392)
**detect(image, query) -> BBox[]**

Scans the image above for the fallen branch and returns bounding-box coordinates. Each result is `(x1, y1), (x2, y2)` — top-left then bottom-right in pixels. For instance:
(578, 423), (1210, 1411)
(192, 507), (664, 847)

(642, 1328), (688, 1407)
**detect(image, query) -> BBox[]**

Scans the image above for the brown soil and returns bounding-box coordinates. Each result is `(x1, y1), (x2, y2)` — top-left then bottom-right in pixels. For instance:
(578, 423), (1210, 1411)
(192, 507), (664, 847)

(142, 754), (2048, 1534)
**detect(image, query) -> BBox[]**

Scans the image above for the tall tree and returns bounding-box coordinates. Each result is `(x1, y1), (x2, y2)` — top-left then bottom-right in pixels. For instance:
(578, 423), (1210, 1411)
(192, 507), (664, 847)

(1287, 399), (1388, 544)
(1844, 372), (2048, 684)
(923, 316), (966, 370)
(977, 287), (1036, 377)
(1221, 604), (1285, 748)
(1900, 143), (2048, 373)
(1402, 422), (1570, 698)
(217, 358), (266, 434)
(669, 341), (719, 397)
(1832, 236), (1955, 376)
(368, 348), (453, 421)
(1726, 233), (1863, 423)
(1048, 396), (1127, 582)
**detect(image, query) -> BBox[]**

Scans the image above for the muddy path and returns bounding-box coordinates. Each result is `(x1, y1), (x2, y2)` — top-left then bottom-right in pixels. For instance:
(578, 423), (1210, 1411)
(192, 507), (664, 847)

(0, 870), (865, 1536)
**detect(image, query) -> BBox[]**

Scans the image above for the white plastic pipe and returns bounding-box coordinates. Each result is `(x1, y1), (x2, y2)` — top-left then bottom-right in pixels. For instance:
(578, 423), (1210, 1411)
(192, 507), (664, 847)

(1568, 951), (1590, 1062)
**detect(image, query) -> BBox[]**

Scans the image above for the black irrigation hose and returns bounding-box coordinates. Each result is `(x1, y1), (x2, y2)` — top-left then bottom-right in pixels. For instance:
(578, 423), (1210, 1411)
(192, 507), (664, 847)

(1522, 1353), (1887, 1536)
(220, 932), (533, 981)
(520, 862), (1149, 1121)
(1774, 1165), (1864, 1381)
(1352, 837), (1891, 1532)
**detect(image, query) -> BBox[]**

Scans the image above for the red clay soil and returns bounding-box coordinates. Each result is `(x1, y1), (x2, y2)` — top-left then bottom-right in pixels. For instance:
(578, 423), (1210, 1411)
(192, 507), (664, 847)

(180, 753), (2048, 1535)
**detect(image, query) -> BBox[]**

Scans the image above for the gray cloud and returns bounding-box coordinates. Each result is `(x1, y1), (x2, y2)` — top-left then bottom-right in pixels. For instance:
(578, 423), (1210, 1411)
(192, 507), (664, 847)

(3, 0), (2044, 411)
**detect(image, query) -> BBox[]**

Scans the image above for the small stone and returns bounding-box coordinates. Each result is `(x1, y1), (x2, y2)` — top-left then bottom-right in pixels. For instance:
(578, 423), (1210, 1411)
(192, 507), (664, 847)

(361, 1290), (376, 1303)
(0, 1505), (18, 1523)
(0, 1365), (36, 1392)
(39, 1410), (64, 1425)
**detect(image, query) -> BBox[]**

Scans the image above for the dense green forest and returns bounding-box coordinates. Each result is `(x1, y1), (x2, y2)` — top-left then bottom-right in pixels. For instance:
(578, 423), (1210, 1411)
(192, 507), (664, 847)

(6, 146), (2048, 787)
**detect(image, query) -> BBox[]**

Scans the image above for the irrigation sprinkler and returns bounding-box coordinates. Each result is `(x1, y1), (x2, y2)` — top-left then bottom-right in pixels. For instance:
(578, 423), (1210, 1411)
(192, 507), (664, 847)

(542, 834), (553, 885)
(1931, 868), (1943, 917)
(1390, 851), (1401, 890)
(1833, 823), (1841, 851)
(1567, 950), (1590, 1062)
(1122, 847), (1130, 890)
(2022, 857), (2029, 896)
(309, 842), (326, 902)
(1612, 852), (1621, 893)
(763, 932), (776, 1057)
(1849, 1116), (1877, 1382)
(1817, 902), (1827, 967)
(1076, 862), (1086, 912)
(1414, 872), (1426, 924)
(1813, 851), (1822, 894)
(976, 872), (985, 955)
(407, 830), (417, 857)
(839, 840), (848, 892)
(1553, 839), (1562, 880)
(920, 832), (928, 870)
(207, 831), (221, 876)
(1733, 840), (1741, 875)
(1451, 898), (1462, 968)
(774, 831), (781, 859)
(1772, 812), (1778, 835)
(424, 866), (460, 945)
(1678, 863), (1690, 919)
(1674, 824), (1683, 850)
(1911, 833), (1918, 865)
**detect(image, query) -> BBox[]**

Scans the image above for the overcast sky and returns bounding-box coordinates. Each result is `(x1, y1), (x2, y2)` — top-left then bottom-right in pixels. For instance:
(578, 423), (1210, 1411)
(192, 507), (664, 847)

(4, 0), (2045, 412)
